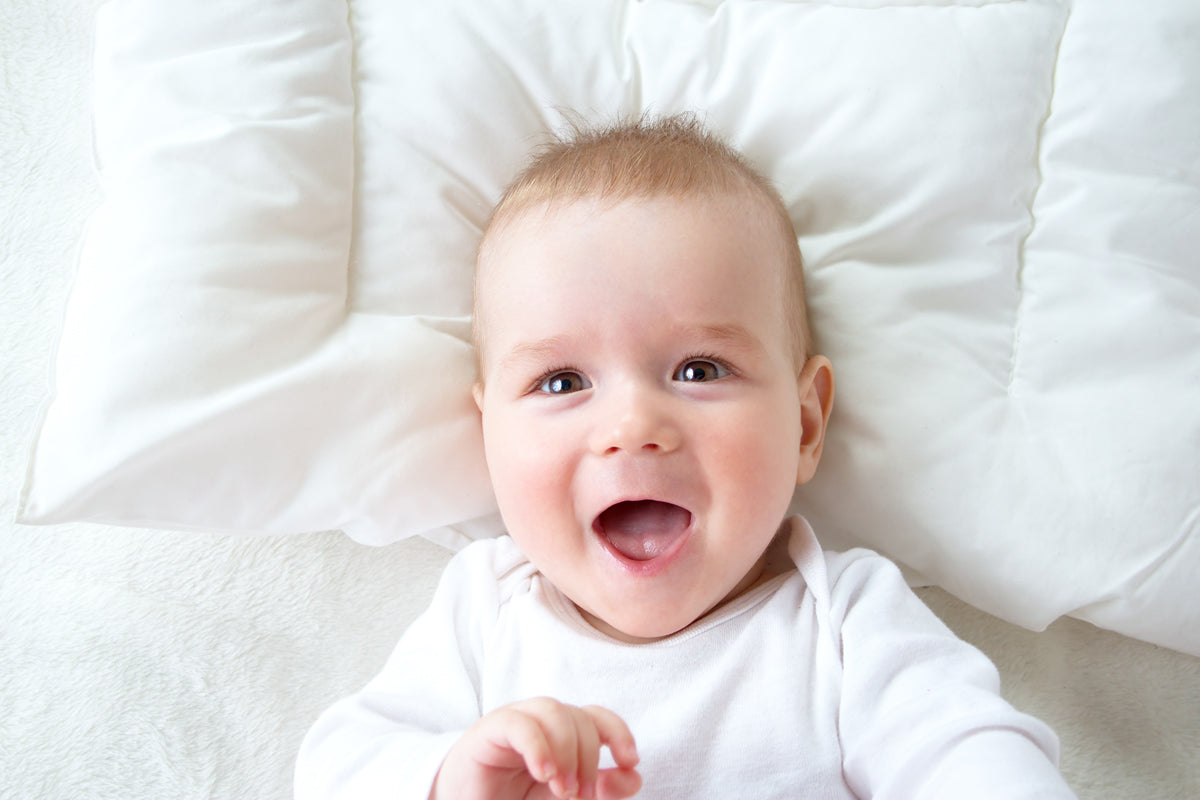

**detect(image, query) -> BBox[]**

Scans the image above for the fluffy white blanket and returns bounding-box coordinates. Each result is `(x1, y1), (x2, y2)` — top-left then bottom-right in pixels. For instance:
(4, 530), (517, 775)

(2, 1), (1197, 798)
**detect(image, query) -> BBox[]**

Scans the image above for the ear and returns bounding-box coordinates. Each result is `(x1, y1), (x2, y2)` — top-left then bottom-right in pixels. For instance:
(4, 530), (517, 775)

(795, 355), (834, 486)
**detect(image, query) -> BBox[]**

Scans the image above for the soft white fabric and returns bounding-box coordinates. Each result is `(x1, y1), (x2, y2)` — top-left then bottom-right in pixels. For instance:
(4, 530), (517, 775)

(17, 0), (1200, 656)
(295, 519), (1073, 800)
(16, 0), (500, 544)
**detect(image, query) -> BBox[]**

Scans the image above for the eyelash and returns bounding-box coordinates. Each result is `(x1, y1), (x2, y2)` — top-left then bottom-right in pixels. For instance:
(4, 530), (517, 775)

(528, 365), (582, 395)
(679, 352), (735, 374)
(528, 353), (736, 395)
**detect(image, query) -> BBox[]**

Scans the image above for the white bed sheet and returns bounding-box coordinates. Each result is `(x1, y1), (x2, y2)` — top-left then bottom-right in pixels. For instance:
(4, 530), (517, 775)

(2, 1), (1197, 798)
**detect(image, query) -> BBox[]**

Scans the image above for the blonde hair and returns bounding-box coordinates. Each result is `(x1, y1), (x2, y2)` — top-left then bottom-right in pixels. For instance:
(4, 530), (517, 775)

(476, 113), (812, 364)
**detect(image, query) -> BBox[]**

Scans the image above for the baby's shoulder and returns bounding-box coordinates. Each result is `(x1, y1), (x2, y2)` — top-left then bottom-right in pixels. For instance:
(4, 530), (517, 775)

(786, 516), (927, 637)
(823, 546), (910, 592)
(787, 516), (910, 598)
(440, 534), (538, 603)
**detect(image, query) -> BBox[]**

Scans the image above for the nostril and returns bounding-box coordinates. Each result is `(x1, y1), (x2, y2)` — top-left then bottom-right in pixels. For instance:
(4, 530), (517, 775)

(592, 403), (681, 455)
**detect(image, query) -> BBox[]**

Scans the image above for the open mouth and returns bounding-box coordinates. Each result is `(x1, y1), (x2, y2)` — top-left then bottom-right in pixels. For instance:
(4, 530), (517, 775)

(593, 500), (693, 562)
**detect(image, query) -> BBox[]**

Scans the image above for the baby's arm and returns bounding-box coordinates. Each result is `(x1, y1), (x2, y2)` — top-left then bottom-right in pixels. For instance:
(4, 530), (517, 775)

(296, 542), (512, 800)
(431, 697), (641, 800)
(829, 550), (1077, 799)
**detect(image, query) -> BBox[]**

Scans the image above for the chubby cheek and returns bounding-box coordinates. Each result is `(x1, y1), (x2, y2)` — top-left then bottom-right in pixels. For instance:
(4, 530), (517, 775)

(716, 405), (802, 522)
(483, 412), (579, 553)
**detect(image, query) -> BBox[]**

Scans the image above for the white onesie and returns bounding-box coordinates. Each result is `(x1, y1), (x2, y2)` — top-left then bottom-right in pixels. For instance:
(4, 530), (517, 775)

(296, 517), (1076, 799)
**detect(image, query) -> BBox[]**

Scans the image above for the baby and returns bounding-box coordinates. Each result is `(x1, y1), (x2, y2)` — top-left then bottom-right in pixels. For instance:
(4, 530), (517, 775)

(296, 115), (1076, 800)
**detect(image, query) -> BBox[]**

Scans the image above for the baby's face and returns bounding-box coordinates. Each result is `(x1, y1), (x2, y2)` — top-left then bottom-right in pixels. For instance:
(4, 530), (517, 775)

(474, 194), (809, 642)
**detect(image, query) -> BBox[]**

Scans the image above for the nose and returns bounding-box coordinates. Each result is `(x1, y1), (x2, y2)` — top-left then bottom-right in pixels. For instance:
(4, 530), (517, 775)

(589, 385), (682, 456)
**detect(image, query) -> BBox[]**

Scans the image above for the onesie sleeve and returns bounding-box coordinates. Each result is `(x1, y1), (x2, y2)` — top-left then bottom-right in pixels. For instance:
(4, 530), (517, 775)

(294, 539), (514, 800)
(827, 550), (1077, 800)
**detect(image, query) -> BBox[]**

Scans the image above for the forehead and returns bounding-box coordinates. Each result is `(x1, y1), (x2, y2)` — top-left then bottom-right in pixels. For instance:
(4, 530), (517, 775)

(477, 190), (787, 293)
(475, 193), (792, 362)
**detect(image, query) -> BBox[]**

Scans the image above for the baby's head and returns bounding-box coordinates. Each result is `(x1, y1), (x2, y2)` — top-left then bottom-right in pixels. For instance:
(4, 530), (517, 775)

(473, 114), (833, 642)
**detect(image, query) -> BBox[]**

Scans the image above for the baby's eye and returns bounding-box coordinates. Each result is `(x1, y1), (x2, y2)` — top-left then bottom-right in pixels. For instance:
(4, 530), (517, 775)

(674, 359), (730, 383)
(537, 371), (591, 395)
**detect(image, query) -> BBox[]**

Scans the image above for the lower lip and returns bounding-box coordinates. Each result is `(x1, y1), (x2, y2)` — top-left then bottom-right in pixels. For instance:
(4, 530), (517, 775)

(593, 520), (694, 578)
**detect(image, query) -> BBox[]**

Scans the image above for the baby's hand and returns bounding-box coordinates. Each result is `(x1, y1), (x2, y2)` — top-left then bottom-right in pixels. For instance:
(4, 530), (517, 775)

(431, 697), (641, 800)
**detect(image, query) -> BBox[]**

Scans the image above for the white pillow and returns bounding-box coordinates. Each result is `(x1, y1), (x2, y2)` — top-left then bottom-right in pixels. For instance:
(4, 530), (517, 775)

(20, 0), (1200, 656)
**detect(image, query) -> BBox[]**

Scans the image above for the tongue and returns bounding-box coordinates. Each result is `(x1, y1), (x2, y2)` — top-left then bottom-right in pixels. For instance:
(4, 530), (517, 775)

(597, 500), (691, 561)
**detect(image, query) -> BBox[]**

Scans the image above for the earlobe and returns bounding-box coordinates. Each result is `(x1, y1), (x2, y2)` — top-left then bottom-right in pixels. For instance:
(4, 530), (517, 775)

(795, 356), (835, 486)
(472, 382), (485, 414)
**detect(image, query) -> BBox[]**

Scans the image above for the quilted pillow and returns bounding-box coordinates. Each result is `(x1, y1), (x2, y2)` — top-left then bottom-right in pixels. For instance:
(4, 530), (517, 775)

(20, 0), (1200, 655)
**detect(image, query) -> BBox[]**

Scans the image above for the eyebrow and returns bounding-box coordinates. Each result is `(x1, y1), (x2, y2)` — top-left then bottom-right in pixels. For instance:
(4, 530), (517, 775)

(690, 323), (763, 353)
(497, 324), (763, 374)
(498, 335), (571, 374)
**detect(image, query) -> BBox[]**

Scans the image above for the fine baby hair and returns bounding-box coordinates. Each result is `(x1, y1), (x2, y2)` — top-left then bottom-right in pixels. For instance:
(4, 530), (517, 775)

(474, 113), (813, 365)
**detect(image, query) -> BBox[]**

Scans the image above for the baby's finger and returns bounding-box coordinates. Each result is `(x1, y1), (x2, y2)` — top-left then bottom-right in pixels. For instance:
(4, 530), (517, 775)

(581, 705), (640, 769)
(481, 706), (558, 785)
(569, 705), (602, 799)
(513, 698), (583, 796)
(596, 766), (643, 800)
